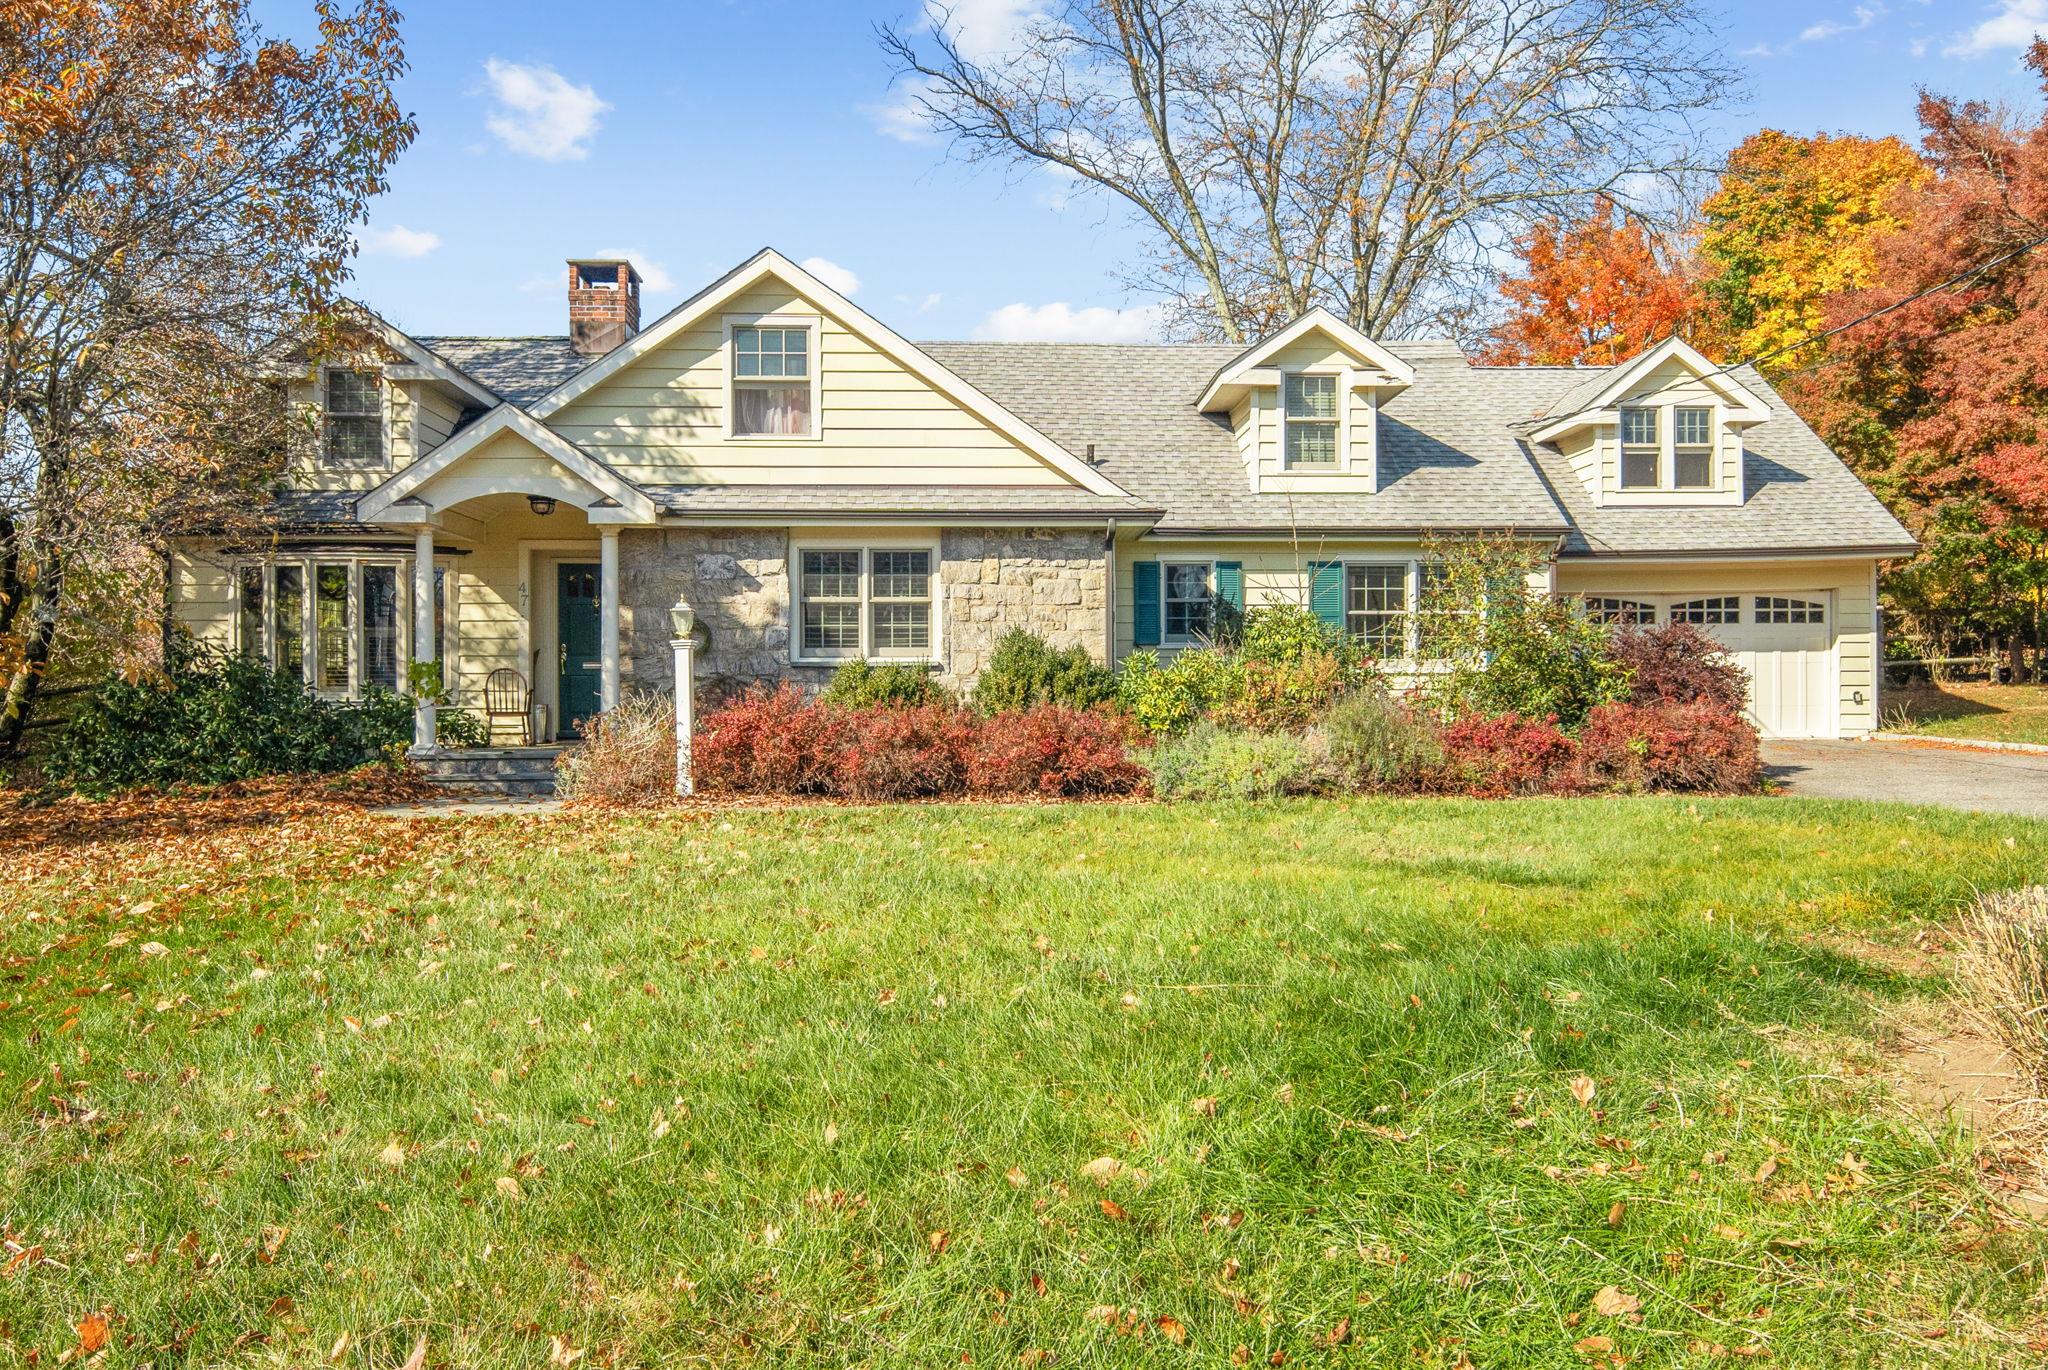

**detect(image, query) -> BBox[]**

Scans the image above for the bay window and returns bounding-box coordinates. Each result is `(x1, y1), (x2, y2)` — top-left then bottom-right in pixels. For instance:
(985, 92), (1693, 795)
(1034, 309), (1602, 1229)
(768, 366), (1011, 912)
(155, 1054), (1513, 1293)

(732, 324), (814, 436)
(237, 554), (444, 697)
(795, 546), (937, 662)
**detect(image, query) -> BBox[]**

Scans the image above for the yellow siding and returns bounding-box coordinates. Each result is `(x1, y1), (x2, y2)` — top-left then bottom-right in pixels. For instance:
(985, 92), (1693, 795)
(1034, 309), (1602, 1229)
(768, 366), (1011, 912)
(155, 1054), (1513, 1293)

(547, 282), (1071, 487)
(168, 545), (238, 652)
(1556, 558), (1881, 735)
(1584, 359), (1744, 505)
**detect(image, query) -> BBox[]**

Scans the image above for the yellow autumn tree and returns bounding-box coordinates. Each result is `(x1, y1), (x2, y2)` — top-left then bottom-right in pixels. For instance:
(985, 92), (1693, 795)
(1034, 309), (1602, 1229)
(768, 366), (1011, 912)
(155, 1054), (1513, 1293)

(1699, 129), (1928, 367)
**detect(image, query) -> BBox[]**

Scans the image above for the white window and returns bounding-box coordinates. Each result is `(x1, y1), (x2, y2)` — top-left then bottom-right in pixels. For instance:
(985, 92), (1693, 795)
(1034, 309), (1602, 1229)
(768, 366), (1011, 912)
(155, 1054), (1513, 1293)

(1672, 595), (1739, 625)
(1674, 407), (1714, 489)
(1163, 561), (1215, 644)
(1284, 374), (1340, 468)
(1619, 407), (1659, 489)
(796, 547), (936, 661)
(323, 368), (384, 466)
(1755, 595), (1824, 625)
(1415, 562), (1469, 661)
(236, 554), (435, 697)
(1583, 596), (1656, 627)
(1345, 563), (1407, 657)
(732, 325), (813, 437)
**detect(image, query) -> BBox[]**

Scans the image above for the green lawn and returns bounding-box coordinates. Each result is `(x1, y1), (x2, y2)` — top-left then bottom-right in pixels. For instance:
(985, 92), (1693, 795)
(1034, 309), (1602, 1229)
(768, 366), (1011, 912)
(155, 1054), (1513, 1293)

(7, 796), (2048, 1367)
(1884, 682), (2048, 745)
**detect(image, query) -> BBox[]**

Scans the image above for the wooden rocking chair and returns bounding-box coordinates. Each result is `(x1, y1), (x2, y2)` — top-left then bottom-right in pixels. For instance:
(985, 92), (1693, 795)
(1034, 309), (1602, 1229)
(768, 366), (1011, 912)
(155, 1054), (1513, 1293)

(484, 668), (532, 745)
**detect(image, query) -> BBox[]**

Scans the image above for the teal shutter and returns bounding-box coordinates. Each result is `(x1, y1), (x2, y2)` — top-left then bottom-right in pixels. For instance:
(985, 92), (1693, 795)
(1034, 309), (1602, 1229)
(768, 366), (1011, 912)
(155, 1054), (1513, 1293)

(1133, 561), (1162, 647)
(1308, 561), (1345, 630)
(1214, 561), (1243, 613)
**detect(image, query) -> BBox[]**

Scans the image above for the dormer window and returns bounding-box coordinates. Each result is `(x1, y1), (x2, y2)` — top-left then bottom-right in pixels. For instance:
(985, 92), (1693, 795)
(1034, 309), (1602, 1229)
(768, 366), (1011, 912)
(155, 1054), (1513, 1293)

(1619, 407), (1658, 489)
(1284, 374), (1339, 468)
(1674, 407), (1714, 489)
(323, 368), (383, 466)
(732, 324), (813, 437)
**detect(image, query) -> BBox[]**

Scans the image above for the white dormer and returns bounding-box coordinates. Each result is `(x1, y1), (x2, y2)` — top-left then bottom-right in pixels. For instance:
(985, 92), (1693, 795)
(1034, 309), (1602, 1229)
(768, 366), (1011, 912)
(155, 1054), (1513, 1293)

(1197, 308), (1415, 494)
(1527, 337), (1770, 509)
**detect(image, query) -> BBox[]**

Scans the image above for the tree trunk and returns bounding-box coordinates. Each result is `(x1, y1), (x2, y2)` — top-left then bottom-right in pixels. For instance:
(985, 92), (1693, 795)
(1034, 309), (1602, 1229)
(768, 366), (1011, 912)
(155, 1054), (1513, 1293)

(0, 544), (65, 756)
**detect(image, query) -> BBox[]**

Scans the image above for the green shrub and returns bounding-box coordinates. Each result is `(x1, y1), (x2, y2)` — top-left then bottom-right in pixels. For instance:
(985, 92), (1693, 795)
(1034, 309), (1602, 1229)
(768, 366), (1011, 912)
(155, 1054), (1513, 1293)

(821, 659), (948, 708)
(1236, 603), (1357, 668)
(1114, 648), (1238, 734)
(436, 708), (491, 749)
(1421, 534), (1628, 730)
(1323, 689), (1444, 791)
(1147, 722), (1324, 800)
(49, 643), (409, 795)
(970, 628), (1117, 714)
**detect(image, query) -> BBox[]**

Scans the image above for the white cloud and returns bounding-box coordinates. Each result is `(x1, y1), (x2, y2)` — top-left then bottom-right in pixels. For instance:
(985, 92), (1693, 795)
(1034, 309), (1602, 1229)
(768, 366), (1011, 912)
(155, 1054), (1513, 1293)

(595, 248), (675, 294)
(871, 77), (940, 144)
(481, 58), (609, 161)
(1947, 0), (2048, 56)
(354, 224), (441, 259)
(800, 256), (861, 296)
(973, 301), (1164, 343)
(1799, 3), (1883, 43)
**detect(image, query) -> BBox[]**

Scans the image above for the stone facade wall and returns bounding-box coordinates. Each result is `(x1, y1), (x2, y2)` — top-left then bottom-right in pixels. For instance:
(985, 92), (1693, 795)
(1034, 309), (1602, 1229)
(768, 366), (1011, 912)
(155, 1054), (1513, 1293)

(937, 528), (1108, 684)
(618, 526), (1109, 699)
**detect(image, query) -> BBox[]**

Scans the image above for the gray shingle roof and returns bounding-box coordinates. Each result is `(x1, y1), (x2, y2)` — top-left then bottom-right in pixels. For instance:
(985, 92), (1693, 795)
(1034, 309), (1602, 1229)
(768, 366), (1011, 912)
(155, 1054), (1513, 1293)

(417, 336), (589, 406)
(391, 333), (1914, 558)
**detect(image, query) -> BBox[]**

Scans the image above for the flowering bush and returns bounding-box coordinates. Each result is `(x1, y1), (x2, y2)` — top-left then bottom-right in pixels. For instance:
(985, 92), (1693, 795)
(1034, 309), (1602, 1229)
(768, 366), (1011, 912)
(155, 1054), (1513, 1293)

(693, 685), (846, 795)
(1113, 648), (1238, 734)
(1214, 651), (1353, 733)
(831, 703), (974, 800)
(1571, 701), (1762, 794)
(968, 704), (1149, 797)
(1606, 621), (1750, 715)
(1437, 712), (1581, 798)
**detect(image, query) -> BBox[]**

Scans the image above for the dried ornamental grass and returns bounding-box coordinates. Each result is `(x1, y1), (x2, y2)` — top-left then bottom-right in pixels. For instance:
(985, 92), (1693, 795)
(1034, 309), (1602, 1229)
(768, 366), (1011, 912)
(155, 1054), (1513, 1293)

(554, 693), (677, 805)
(1952, 885), (2048, 1088)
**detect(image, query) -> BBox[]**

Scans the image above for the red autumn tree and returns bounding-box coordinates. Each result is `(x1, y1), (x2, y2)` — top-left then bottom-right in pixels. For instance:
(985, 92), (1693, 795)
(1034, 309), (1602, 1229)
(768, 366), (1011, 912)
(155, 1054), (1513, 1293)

(1482, 197), (1704, 366)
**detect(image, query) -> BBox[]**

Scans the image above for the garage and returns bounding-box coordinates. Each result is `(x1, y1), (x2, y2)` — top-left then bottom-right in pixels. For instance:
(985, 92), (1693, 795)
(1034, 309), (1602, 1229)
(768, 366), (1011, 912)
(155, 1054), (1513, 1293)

(1582, 591), (1839, 739)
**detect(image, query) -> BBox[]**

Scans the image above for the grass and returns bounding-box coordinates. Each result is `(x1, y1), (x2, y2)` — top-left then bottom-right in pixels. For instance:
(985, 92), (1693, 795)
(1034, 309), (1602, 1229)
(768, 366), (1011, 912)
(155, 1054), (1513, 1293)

(6, 794), (2048, 1366)
(1883, 682), (2048, 746)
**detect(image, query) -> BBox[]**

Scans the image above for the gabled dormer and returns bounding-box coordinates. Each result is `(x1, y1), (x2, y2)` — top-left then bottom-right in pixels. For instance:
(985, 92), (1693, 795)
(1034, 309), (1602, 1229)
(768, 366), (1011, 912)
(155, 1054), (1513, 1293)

(1527, 337), (1771, 509)
(1196, 309), (1416, 495)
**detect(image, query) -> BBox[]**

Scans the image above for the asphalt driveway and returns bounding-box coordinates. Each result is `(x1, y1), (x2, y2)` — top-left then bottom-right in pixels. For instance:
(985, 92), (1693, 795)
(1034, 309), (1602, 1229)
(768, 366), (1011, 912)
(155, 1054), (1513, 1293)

(1764, 739), (2048, 818)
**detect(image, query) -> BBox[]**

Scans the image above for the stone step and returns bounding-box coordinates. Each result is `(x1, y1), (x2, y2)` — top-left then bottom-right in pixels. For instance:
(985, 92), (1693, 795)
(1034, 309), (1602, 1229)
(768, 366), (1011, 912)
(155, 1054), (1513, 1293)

(415, 746), (568, 798)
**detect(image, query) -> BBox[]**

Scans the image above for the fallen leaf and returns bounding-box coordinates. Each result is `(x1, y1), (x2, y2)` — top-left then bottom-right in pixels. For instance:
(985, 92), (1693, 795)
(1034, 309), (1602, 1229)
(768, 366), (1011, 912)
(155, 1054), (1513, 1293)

(823, 1122), (838, 1146)
(1323, 1316), (1351, 1346)
(1569, 1076), (1597, 1108)
(1714, 1224), (1746, 1241)
(1755, 1158), (1779, 1184)
(548, 1333), (584, 1366)
(377, 1140), (406, 1169)
(1591, 1286), (1640, 1318)
(1086, 1304), (1118, 1324)
(496, 1176), (523, 1199)
(1005, 1166), (1028, 1188)
(1574, 1336), (1614, 1355)
(1155, 1315), (1187, 1345)
(877, 988), (897, 1006)
(1099, 1198), (1130, 1221)
(76, 1313), (110, 1355)
(929, 1230), (951, 1253)
(1080, 1156), (1129, 1186)
(328, 1332), (351, 1363)
(1189, 1097), (1219, 1118)
(398, 1331), (428, 1370)
(139, 941), (170, 957)
(1275, 1082), (1296, 1105)
(1606, 1201), (1626, 1228)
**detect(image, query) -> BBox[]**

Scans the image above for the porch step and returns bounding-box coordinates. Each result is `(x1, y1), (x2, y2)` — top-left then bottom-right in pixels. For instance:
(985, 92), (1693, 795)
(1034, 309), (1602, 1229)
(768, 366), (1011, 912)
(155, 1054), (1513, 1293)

(414, 746), (567, 798)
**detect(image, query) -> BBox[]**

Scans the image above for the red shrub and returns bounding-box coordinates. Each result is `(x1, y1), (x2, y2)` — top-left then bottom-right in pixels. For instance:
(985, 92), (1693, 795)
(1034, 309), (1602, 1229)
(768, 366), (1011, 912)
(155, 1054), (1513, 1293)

(967, 704), (1150, 798)
(1572, 701), (1763, 794)
(829, 703), (974, 800)
(693, 685), (845, 794)
(1607, 621), (1749, 714)
(1436, 712), (1581, 798)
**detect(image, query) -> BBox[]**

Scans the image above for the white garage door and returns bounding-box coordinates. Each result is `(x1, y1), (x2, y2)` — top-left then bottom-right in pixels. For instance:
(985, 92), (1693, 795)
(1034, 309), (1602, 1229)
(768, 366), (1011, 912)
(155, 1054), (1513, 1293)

(1585, 592), (1839, 739)
(1684, 594), (1835, 739)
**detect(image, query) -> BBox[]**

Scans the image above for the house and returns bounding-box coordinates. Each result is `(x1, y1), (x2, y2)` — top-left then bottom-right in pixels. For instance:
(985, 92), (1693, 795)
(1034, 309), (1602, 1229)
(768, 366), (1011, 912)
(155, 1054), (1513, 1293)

(167, 248), (1915, 745)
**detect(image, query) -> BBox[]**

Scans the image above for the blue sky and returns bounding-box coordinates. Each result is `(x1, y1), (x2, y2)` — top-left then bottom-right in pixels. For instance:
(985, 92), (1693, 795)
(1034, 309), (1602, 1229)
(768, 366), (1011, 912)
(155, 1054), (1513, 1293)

(254, 0), (2048, 342)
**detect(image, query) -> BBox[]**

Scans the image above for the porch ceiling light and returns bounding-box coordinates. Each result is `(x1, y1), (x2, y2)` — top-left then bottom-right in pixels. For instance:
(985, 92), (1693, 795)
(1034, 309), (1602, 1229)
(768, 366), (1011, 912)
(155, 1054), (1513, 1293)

(670, 601), (696, 637)
(528, 495), (556, 517)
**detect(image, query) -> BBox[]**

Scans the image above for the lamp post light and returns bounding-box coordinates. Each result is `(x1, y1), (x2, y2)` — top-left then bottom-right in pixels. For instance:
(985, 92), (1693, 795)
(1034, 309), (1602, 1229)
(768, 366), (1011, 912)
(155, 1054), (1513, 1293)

(669, 600), (696, 797)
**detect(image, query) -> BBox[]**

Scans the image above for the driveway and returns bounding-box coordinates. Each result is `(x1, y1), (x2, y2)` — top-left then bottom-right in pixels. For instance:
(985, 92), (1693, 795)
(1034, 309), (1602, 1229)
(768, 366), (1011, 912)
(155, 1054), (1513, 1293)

(1764, 739), (2048, 818)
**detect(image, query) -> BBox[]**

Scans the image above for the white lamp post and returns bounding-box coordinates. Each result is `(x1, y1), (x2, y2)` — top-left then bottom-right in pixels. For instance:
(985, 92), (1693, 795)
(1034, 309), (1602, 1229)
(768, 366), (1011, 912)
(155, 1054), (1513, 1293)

(669, 600), (696, 797)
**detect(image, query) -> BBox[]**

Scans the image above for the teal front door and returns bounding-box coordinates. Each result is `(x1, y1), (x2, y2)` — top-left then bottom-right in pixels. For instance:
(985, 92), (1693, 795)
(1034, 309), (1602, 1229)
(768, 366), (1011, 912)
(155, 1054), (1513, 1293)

(557, 563), (602, 738)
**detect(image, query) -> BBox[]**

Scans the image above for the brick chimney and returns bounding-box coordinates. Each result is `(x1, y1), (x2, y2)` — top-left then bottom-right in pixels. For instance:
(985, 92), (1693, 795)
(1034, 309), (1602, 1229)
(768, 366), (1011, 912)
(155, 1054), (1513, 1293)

(567, 259), (642, 355)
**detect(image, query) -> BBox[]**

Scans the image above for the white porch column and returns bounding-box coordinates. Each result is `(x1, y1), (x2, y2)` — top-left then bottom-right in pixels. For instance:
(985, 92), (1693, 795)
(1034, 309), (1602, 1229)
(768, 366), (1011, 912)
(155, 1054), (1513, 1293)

(599, 527), (621, 712)
(671, 622), (695, 797)
(410, 525), (437, 752)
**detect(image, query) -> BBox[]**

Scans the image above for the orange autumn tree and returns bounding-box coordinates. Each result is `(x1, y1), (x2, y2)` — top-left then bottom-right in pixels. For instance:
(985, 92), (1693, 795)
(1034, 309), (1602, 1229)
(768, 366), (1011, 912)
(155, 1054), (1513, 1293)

(0, 1), (415, 752)
(1699, 129), (1928, 368)
(1482, 198), (1703, 366)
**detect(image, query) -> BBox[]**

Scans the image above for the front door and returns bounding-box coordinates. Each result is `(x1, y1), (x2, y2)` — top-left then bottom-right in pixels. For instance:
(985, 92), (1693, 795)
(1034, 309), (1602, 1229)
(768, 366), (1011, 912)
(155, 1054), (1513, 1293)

(557, 562), (602, 739)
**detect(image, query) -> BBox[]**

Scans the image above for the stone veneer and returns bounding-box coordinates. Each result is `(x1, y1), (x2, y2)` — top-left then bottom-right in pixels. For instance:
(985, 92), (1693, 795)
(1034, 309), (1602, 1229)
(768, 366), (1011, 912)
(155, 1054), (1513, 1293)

(618, 526), (1108, 699)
